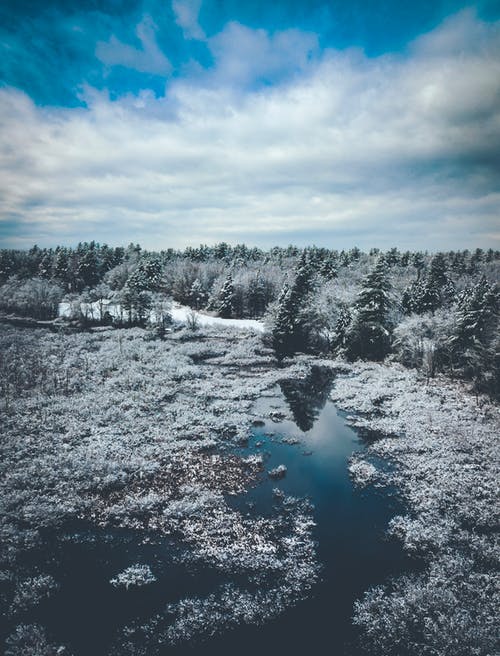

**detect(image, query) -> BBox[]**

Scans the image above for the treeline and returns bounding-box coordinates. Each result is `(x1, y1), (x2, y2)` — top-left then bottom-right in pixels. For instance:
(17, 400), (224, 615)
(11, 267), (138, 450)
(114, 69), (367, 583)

(270, 251), (499, 398)
(0, 242), (499, 396)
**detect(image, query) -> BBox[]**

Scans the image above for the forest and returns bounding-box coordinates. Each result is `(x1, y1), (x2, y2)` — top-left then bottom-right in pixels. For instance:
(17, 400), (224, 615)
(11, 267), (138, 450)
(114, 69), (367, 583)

(1, 242), (499, 397)
(0, 242), (499, 656)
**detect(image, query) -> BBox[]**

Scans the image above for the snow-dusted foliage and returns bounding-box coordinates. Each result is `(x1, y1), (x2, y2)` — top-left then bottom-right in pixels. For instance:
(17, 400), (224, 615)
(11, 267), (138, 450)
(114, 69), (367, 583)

(10, 575), (59, 614)
(331, 361), (499, 656)
(0, 277), (63, 320)
(0, 324), (318, 653)
(110, 565), (156, 589)
(0, 242), (498, 654)
(111, 496), (318, 653)
(268, 464), (288, 479)
(5, 623), (71, 656)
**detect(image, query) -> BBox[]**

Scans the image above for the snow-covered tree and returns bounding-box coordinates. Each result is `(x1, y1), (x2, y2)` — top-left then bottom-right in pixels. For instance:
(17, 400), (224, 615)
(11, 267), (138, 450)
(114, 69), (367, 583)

(127, 257), (162, 292)
(271, 253), (316, 358)
(189, 278), (207, 310)
(345, 258), (392, 361)
(449, 276), (499, 395)
(217, 273), (235, 318)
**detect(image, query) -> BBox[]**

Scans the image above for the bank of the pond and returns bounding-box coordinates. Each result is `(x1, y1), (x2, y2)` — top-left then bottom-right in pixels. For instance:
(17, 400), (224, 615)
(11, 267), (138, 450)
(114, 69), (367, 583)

(330, 361), (500, 656)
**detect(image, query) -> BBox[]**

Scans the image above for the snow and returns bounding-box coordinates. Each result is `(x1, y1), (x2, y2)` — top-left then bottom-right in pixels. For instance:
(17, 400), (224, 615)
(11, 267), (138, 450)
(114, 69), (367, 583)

(331, 361), (500, 656)
(0, 325), (315, 652)
(110, 564), (156, 589)
(169, 302), (265, 332)
(58, 300), (265, 332)
(268, 464), (288, 479)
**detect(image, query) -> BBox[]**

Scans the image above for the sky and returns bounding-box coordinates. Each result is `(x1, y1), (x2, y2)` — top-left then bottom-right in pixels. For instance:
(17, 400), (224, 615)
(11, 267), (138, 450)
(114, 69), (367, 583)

(1, 0), (499, 251)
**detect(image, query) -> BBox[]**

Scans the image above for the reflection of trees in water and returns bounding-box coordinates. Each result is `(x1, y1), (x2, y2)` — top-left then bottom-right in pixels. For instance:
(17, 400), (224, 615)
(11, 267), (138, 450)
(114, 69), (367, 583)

(279, 365), (335, 432)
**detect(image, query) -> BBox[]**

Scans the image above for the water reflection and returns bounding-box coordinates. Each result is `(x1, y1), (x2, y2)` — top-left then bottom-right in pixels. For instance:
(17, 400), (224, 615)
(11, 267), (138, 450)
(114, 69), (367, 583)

(279, 365), (335, 432)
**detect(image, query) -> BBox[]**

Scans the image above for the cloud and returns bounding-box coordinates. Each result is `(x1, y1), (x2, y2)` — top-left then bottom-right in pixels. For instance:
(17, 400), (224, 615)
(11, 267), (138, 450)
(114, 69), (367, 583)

(96, 15), (172, 76)
(172, 0), (205, 40)
(205, 22), (319, 89)
(1, 10), (499, 250)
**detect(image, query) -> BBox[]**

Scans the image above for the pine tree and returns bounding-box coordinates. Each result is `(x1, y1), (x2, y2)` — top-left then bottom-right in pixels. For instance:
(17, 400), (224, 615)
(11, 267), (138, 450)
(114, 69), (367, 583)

(38, 251), (54, 279)
(76, 247), (99, 289)
(217, 273), (235, 318)
(333, 306), (352, 349)
(271, 253), (315, 358)
(385, 247), (400, 266)
(412, 252), (425, 279)
(345, 258), (392, 361)
(127, 258), (163, 292)
(428, 252), (448, 288)
(54, 248), (70, 289)
(449, 276), (499, 395)
(320, 258), (338, 280)
(118, 286), (152, 325)
(403, 253), (454, 315)
(247, 273), (268, 317)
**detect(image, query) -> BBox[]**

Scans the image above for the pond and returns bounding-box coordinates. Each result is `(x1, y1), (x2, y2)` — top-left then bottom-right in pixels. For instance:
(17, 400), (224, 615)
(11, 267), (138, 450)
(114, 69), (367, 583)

(9, 366), (414, 656)
(196, 366), (413, 656)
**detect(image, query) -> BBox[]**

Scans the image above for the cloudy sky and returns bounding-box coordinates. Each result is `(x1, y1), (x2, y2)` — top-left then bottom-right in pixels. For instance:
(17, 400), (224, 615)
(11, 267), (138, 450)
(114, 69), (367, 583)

(1, 0), (499, 251)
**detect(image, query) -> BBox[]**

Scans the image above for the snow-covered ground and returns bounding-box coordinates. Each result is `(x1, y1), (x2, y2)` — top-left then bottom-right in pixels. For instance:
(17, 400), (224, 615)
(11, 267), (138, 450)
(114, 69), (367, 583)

(2, 321), (497, 656)
(0, 325), (312, 654)
(58, 299), (265, 332)
(170, 302), (264, 332)
(331, 361), (499, 656)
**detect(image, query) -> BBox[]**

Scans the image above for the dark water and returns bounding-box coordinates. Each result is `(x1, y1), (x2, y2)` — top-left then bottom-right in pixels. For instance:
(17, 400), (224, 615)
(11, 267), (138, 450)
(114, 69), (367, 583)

(10, 369), (414, 655)
(203, 372), (412, 656)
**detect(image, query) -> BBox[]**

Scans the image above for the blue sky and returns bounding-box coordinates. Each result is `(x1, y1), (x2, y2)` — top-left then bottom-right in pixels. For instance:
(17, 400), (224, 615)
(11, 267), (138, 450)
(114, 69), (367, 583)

(1, 0), (499, 250)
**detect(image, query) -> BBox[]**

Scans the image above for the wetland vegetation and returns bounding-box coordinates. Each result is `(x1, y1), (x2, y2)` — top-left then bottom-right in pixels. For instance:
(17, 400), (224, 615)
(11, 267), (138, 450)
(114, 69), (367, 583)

(0, 243), (498, 655)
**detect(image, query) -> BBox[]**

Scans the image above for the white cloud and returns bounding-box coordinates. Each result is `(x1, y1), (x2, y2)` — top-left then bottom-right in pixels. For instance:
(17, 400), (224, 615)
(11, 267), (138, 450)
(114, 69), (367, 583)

(172, 0), (205, 40)
(96, 15), (172, 76)
(206, 22), (319, 88)
(1, 11), (499, 250)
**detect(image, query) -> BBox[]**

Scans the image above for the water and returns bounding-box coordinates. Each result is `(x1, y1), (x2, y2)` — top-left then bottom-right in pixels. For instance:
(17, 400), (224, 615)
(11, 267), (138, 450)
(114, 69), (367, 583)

(8, 367), (414, 655)
(200, 368), (413, 656)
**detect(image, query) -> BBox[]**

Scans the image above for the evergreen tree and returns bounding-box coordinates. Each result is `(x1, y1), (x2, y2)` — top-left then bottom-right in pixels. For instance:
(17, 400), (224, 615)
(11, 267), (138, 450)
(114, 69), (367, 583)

(127, 258), (163, 292)
(247, 273), (268, 317)
(428, 252), (448, 288)
(403, 253), (454, 315)
(333, 306), (352, 349)
(76, 247), (99, 289)
(345, 258), (392, 361)
(400, 251), (411, 267)
(117, 285), (152, 325)
(38, 251), (54, 279)
(217, 273), (235, 318)
(54, 248), (70, 289)
(411, 252), (425, 279)
(271, 253), (315, 358)
(320, 258), (338, 280)
(385, 247), (400, 266)
(449, 276), (499, 395)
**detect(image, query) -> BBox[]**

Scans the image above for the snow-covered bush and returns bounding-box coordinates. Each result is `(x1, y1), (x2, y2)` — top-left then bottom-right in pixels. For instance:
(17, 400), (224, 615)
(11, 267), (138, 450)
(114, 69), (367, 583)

(110, 565), (156, 590)
(391, 309), (455, 374)
(268, 464), (287, 479)
(10, 575), (59, 614)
